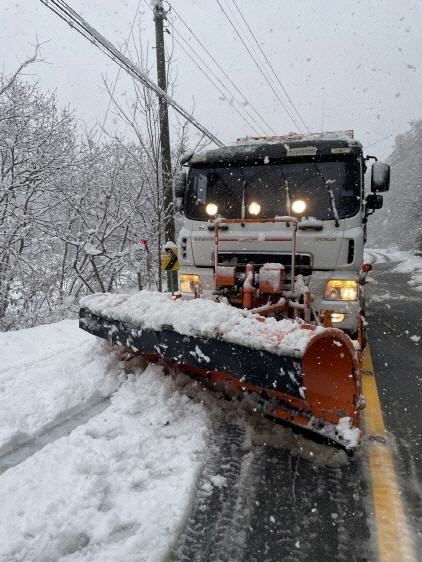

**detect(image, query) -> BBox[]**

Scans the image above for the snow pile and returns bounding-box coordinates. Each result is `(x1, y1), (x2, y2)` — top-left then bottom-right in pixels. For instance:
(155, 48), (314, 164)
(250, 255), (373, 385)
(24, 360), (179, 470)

(0, 320), (121, 455)
(81, 291), (327, 357)
(334, 416), (361, 449)
(364, 247), (412, 264)
(0, 366), (209, 562)
(392, 254), (422, 292)
(365, 248), (422, 291)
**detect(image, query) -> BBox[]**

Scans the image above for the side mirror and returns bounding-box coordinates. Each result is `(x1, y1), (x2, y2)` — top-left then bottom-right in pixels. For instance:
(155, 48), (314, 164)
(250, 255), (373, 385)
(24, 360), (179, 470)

(173, 172), (187, 198)
(371, 162), (390, 192)
(366, 193), (383, 211)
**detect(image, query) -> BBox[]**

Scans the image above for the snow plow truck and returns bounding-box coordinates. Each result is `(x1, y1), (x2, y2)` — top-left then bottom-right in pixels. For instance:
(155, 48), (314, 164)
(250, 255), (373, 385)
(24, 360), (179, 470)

(80, 130), (390, 449)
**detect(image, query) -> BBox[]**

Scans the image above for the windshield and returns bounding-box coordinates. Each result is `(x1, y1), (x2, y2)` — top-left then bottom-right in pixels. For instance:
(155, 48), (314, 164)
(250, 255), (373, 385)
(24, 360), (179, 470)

(184, 158), (361, 221)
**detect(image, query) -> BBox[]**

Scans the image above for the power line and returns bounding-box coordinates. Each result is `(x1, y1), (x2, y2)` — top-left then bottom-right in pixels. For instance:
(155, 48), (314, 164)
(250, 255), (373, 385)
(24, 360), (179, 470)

(169, 3), (277, 136)
(142, 0), (267, 136)
(231, 0), (309, 132)
(365, 133), (394, 150)
(171, 31), (266, 135)
(40, 0), (224, 147)
(99, 0), (142, 138)
(216, 0), (302, 132)
(222, 0), (304, 133)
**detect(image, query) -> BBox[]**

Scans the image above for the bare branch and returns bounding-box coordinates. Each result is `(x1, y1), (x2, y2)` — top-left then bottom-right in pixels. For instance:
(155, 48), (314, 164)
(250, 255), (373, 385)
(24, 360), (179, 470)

(0, 42), (44, 96)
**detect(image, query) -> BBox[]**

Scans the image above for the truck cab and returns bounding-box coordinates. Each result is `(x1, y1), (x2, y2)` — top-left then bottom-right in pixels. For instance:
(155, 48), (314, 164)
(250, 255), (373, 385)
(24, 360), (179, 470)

(174, 131), (389, 335)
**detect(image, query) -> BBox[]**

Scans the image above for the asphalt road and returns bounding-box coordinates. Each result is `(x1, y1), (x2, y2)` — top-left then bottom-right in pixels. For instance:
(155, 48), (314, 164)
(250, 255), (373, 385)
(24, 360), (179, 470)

(174, 419), (372, 562)
(173, 254), (422, 562)
(366, 258), (422, 554)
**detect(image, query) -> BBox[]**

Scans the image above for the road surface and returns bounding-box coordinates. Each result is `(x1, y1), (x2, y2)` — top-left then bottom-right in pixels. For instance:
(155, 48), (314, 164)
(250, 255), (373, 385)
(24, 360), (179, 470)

(173, 250), (422, 562)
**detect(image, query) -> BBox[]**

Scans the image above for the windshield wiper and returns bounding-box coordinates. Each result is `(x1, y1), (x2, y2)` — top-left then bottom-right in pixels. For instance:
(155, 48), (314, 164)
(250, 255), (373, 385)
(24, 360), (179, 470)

(325, 179), (340, 227)
(312, 163), (340, 227)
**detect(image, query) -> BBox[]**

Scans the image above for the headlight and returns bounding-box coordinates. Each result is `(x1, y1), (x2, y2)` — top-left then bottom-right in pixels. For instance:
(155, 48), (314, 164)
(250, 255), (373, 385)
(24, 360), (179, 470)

(324, 279), (358, 301)
(180, 274), (201, 293)
(206, 203), (218, 216)
(248, 201), (261, 215)
(291, 199), (306, 214)
(331, 312), (346, 323)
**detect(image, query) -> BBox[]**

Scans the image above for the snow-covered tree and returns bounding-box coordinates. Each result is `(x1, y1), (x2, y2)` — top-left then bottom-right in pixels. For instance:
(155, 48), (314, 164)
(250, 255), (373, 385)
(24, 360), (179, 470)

(50, 137), (156, 298)
(0, 77), (76, 328)
(102, 42), (189, 291)
(0, 41), (190, 330)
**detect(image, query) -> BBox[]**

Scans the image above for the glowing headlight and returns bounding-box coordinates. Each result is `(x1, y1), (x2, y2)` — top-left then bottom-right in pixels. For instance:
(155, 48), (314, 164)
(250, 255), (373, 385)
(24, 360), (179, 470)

(331, 312), (346, 323)
(324, 279), (358, 301)
(248, 201), (261, 215)
(205, 203), (218, 216)
(180, 274), (201, 293)
(291, 199), (307, 214)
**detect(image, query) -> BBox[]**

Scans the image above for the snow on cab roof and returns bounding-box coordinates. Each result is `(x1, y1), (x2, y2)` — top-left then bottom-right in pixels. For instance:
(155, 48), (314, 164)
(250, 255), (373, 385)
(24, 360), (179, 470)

(184, 130), (362, 166)
(236, 130), (356, 143)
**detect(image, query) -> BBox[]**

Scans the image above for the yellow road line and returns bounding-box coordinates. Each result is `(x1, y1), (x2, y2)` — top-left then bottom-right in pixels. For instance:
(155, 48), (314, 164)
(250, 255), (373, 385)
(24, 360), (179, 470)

(362, 346), (416, 562)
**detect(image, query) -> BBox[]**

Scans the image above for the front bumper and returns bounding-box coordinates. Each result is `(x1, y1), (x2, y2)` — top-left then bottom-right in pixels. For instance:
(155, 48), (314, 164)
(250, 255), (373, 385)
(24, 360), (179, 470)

(178, 267), (361, 333)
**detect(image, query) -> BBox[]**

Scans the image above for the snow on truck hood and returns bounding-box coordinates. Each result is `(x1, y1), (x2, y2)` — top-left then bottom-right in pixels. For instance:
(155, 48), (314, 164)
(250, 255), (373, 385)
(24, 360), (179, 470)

(81, 291), (328, 357)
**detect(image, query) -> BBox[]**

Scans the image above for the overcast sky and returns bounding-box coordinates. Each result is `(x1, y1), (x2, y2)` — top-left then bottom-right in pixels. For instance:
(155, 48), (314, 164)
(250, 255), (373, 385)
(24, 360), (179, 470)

(3, 0), (422, 158)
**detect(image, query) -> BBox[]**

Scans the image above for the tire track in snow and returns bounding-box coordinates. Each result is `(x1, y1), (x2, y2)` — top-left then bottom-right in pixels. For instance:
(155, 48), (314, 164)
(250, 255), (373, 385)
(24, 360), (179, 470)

(0, 344), (84, 378)
(245, 446), (373, 562)
(364, 249), (393, 264)
(326, 465), (371, 562)
(172, 410), (373, 562)
(0, 397), (110, 475)
(172, 419), (257, 562)
(246, 451), (311, 562)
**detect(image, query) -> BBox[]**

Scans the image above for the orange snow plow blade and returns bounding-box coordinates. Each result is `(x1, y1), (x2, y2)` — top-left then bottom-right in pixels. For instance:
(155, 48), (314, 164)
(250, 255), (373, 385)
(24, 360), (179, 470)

(79, 297), (363, 449)
(191, 329), (362, 448)
(302, 330), (361, 427)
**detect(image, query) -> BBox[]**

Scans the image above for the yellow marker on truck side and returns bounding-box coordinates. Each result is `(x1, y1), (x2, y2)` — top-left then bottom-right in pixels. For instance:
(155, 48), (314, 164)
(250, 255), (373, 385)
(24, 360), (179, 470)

(362, 346), (416, 562)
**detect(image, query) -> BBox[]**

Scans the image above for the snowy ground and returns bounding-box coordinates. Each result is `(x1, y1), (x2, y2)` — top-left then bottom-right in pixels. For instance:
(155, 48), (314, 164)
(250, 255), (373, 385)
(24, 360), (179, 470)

(0, 321), (210, 562)
(0, 319), (347, 562)
(2, 249), (420, 561)
(365, 248), (422, 292)
(0, 321), (120, 455)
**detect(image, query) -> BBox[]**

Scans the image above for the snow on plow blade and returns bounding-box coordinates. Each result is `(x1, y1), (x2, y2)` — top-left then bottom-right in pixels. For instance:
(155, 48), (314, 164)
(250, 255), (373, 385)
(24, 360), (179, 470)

(79, 292), (362, 448)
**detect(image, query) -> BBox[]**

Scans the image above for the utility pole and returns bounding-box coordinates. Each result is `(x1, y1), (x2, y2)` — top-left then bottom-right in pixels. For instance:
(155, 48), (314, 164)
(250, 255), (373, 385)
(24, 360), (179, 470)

(153, 0), (178, 292)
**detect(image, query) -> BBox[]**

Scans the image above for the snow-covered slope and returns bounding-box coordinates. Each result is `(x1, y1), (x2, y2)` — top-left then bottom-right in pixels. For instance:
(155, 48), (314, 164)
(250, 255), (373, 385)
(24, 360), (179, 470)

(367, 120), (422, 250)
(0, 321), (210, 562)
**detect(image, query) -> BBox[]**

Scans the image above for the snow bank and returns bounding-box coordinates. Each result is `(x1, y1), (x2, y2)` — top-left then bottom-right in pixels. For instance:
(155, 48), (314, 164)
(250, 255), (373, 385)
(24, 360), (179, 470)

(365, 248), (422, 291)
(0, 366), (209, 562)
(364, 247), (412, 264)
(81, 291), (326, 358)
(0, 320), (120, 454)
(392, 254), (422, 292)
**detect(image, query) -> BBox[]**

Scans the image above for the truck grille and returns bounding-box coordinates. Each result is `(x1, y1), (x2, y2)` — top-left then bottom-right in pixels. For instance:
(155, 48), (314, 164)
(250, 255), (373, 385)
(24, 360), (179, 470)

(217, 252), (312, 275)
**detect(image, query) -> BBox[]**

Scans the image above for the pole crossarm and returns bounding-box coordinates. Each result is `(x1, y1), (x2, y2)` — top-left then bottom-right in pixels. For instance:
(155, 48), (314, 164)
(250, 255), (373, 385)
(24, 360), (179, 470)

(39, 0), (225, 148)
